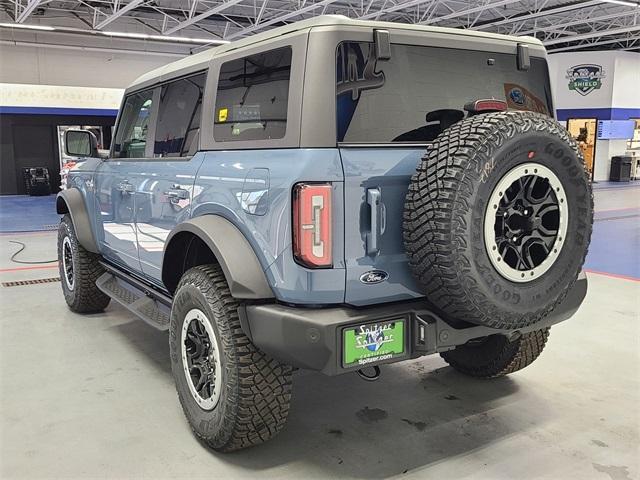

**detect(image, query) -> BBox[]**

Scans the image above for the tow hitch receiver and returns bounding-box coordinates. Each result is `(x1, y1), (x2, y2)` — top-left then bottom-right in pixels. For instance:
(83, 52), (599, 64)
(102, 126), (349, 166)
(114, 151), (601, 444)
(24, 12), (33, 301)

(357, 365), (381, 381)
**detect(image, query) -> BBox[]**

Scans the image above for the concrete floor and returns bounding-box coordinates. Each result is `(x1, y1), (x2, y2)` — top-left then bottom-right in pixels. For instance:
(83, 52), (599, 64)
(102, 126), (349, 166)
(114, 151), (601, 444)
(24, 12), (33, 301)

(1, 186), (639, 479)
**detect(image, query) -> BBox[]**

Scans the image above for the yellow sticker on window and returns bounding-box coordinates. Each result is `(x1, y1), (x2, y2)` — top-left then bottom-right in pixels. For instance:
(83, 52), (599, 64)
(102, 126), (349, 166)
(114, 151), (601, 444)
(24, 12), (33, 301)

(218, 108), (228, 122)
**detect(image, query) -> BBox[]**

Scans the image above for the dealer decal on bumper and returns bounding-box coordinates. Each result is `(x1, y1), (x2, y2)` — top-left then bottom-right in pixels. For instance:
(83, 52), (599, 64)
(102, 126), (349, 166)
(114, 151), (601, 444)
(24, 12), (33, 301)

(343, 320), (405, 367)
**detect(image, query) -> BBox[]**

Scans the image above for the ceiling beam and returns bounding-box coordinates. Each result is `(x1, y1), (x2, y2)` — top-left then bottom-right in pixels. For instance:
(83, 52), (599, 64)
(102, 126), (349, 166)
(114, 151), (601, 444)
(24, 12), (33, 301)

(163, 0), (244, 35)
(419, 0), (522, 25)
(94, 0), (146, 29)
(472, 0), (601, 30)
(544, 24), (640, 45)
(225, 0), (337, 40)
(517, 10), (636, 36)
(16, 0), (45, 23)
(548, 34), (640, 52)
(359, 0), (434, 20)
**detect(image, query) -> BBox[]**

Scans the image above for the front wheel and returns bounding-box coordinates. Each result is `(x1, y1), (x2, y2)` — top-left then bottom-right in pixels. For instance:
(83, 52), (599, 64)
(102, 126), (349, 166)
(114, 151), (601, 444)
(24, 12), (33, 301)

(440, 328), (550, 378)
(169, 265), (292, 452)
(58, 214), (110, 313)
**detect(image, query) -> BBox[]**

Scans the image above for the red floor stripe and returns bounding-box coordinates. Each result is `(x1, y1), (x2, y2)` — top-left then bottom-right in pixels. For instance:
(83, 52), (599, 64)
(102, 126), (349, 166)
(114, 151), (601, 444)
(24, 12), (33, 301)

(0, 264), (59, 273)
(584, 269), (640, 283)
(0, 231), (57, 237)
(594, 206), (640, 214)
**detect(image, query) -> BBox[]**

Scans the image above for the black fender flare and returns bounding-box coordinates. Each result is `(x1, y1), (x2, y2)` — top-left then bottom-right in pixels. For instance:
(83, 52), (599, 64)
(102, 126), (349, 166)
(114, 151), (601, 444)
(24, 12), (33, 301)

(163, 216), (274, 299)
(56, 188), (99, 253)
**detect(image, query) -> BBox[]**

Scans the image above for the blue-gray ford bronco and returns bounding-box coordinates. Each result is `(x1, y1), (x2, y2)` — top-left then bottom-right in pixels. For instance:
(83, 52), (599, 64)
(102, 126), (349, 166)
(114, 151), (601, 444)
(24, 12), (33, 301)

(57, 16), (592, 452)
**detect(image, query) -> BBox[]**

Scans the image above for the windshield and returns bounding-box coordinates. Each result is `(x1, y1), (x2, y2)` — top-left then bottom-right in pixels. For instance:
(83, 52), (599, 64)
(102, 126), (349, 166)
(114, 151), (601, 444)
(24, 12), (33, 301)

(336, 42), (553, 143)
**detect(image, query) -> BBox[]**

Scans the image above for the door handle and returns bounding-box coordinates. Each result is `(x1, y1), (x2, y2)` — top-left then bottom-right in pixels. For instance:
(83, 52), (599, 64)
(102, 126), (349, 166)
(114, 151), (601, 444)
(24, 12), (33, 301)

(164, 186), (189, 200)
(116, 181), (135, 194)
(366, 188), (384, 255)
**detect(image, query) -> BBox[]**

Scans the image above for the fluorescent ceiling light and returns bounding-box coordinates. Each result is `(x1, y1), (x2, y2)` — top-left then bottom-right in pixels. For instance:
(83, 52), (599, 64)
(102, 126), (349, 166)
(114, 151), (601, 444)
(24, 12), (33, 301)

(101, 31), (228, 44)
(0, 22), (227, 45)
(0, 22), (55, 31)
(600, 0), (639, 6)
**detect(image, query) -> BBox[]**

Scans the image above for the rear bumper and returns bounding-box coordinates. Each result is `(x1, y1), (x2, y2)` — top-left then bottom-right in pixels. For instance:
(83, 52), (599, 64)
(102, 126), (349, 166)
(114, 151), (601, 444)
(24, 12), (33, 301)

(240, 273), (588, 376)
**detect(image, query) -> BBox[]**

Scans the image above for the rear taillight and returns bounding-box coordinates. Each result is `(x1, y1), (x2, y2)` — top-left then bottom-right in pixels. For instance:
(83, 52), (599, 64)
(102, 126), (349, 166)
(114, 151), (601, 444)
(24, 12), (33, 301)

(292, 183), (332, 268)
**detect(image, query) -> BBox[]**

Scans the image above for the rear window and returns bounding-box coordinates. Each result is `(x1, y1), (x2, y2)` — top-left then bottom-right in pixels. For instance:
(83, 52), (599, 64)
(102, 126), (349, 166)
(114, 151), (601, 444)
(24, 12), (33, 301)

(336, 42), (553, 143)
(214, 47), (292, 142)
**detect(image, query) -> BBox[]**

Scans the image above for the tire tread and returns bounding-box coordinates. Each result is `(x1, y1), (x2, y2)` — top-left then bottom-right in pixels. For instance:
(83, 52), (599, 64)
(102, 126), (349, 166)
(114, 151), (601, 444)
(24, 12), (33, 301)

(172, 265), (292, 452)
(403, 111), (593, 329)
(58, 215), (110, 313)
(441, 328), (550, 378)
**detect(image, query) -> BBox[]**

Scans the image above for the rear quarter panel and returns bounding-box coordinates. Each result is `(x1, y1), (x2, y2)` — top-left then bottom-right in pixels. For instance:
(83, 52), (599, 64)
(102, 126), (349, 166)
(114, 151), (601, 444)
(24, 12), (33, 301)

(191, 148), (346, 304)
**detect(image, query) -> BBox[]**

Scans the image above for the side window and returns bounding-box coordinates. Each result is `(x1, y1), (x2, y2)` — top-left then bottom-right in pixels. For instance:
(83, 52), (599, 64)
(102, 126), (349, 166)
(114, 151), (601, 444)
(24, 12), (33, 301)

(113, 89), (154, 159)
(214, 47), (292, 142)
(154, 72), (206, 157)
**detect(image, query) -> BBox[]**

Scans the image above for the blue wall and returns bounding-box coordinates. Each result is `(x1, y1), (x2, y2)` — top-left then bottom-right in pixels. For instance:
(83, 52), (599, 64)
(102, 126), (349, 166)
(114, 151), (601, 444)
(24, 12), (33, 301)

(0, 106), (118, 116)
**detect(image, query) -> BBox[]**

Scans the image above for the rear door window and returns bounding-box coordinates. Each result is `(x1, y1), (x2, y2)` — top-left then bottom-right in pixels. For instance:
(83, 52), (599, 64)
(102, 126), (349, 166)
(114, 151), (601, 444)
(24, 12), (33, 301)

(336, 42), (553, 143)
(154, 72), (206, 157)
(214, 47), (292, 142)
(113, 89), (154, 159)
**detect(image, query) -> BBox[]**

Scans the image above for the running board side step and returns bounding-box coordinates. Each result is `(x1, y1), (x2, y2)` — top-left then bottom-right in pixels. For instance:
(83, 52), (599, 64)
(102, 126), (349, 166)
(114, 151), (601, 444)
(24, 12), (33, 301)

(96, 267), (171, 331)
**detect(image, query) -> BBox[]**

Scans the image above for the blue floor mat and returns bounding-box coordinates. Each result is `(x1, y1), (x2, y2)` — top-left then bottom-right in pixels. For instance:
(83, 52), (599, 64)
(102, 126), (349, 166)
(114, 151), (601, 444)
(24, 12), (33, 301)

(0, 195), (60, 233)
(584, 207), (640, 280)
(592, 180), (640, 190)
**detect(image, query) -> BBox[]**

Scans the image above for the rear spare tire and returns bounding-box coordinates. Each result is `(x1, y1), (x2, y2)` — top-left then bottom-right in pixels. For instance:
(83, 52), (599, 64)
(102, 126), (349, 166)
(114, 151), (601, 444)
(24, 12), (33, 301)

(403, 111), (593, 329)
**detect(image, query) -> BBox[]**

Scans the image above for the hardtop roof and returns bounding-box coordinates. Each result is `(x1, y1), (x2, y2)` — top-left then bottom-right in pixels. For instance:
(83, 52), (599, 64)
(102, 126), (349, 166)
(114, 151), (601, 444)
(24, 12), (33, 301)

(128, 14), (543, 90)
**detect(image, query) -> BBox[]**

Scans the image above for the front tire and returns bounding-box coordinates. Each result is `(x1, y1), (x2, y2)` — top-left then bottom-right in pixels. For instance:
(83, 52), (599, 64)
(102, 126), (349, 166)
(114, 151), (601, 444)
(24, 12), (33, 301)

(58, 214), (110, 313)
(169, 265), (292, 452)
(441, 328), (550, 378)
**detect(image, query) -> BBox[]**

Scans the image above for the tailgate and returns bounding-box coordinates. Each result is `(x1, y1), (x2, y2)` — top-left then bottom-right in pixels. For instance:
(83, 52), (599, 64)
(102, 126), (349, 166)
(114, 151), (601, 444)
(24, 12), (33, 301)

(340, 147), (426, 306)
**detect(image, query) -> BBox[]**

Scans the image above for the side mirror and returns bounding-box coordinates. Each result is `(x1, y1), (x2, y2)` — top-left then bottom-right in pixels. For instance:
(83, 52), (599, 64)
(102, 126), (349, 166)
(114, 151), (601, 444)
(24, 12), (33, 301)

(65, 129), (98, 158)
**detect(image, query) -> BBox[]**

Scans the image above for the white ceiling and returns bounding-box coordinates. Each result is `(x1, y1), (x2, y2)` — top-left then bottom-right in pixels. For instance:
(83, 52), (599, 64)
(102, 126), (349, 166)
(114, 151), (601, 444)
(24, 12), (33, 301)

(1, 0), (639, 53)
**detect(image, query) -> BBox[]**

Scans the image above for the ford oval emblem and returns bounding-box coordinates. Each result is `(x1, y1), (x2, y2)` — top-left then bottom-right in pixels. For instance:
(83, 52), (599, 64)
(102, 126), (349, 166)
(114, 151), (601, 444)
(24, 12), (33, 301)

(359, 270), (389, 285)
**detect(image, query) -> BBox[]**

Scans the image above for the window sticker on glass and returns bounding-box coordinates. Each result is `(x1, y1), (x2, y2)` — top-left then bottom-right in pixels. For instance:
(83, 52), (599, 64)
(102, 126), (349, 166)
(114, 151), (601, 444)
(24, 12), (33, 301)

(233, 105), (261, 121)
(218, 108), (228, 122)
